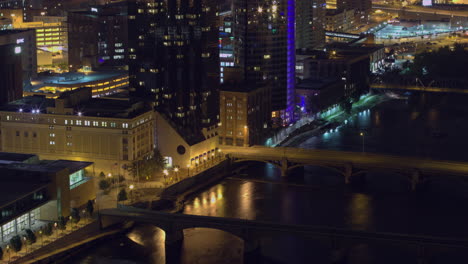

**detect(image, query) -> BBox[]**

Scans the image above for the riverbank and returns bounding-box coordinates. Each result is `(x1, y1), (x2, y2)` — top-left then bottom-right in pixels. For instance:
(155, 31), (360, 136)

(280, 94), (390, 147)
(6, 221), (131, 264)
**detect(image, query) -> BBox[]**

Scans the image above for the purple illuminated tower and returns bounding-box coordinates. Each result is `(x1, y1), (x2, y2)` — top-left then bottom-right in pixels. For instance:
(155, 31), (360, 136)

(233, 0), (295, 126)
(286, 0), (296, 124)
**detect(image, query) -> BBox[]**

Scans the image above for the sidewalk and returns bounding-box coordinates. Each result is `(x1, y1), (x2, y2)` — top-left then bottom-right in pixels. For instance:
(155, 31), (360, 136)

(1, 217), (98, 264)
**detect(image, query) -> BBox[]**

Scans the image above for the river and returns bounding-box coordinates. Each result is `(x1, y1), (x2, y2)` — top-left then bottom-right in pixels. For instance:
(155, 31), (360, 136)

(70, 93), (468, 264)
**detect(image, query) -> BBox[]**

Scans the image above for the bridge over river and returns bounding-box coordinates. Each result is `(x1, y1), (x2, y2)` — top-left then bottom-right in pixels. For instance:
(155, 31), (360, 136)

(100, 207), (468, 263)
(223, 146), (468, 190)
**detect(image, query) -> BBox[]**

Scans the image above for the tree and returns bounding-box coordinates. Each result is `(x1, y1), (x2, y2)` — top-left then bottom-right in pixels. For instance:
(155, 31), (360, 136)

(58, 216), (67, 230)
(71, 208), (81, 224)
(86, 200), (94, 216)
(10, 235), (22, 252)
(99, 179), (110, 190)
(25, 229), (36, 244)
(99, 171), (106, 178)
(340, 99), (352, 114)
(43, 223), (53, 236)
(0, 246), (3, 260)
(153, 149), (166, 170)
(127, 149), (168, 181)
(117, 189), (128, 202)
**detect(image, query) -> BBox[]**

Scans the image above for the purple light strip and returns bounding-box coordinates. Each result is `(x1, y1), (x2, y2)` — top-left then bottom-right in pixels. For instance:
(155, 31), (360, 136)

(286, 0), (296, 123)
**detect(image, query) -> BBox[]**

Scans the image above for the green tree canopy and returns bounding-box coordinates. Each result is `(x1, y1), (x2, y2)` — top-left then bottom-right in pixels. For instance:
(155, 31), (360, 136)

(25, 229), (36, 244)
(409, 44), (468, 81)
(117, 189), (128, 201)
(86, 200), (94, 216)
(10, 235), (22, 252)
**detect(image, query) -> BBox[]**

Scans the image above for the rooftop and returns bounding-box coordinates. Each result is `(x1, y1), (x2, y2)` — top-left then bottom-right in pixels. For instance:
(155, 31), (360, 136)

(0, 152), (36, 163)
(29, 70), (127, 92)
(220, 80), (268, 93)
(0, 29), (33, 36)
(297, 78), (342, 90)
(0, 88), (151, 119)
(0, 181), (48, 208)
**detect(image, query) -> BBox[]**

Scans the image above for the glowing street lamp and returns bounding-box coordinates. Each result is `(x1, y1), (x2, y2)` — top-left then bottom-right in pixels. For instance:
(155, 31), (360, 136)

(129, 184), (134, 202)
(39, 230), (43, 246)
(54, 222), (58, 239)
(6, 244), (10, 262)
(23, 236), (27, 254)
(360, 132), (365, 153)
(187, 164), (191, 177)
(174, 167), (179, 181)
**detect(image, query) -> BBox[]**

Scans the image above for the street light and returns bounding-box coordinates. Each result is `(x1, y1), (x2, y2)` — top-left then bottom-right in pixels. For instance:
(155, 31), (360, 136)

(129, 184), (134, 202)
(163, 169), (169, 185)
(54, 222), (58, 240)
(69, 215), (74, 230)
(6, 244), (10, 263)
(174, 167), (179, 181)
(360, 132), (365, 153)
(187, 164), (190, 177)
(23, 236), (28, 254)
(39, 230), (43, 246)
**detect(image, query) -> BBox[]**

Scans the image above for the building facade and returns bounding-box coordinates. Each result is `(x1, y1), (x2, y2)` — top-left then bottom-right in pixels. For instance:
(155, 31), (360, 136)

(0, 43), (22, 106)
(296, 0), (326, 50)
(297, 49), (370, 98)
(128, 0), (220, 145)
(325, 9), (356, 32)
(0, 153), (95, 243)
(233, 0), (295, 126)
(0, 87), (154, 177)
(0, 29), (37, 80)
(68, 3), (129, 71)
(219, 82), (271, 146)
(13, 15), (68, 68)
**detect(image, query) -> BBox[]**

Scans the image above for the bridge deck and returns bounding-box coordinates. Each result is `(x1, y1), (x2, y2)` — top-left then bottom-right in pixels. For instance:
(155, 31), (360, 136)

(223, 146), (468, 176)
(100, 208), (468, 248)
(371, 83), (468, 94)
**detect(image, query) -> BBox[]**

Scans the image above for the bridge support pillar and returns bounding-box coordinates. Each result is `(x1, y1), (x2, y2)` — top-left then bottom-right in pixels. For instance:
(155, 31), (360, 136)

(410, 170), (420, 191)
(165, 227), (184, 264)
(243, 230), (261, 264)
(344, 164), (353, 184)
(281, 158), (288, 177)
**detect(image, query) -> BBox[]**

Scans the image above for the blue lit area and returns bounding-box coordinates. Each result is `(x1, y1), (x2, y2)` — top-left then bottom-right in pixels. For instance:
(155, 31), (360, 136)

(375, 24), (467, 39)
(69, 169), (86, 189)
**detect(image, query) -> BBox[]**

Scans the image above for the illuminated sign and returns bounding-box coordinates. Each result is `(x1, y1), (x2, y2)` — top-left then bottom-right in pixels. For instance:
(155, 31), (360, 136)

(14, 46), (21, 54)
(422, 0), (432, 6)
(16, 38), (24, 44)
(325, 32), (360, 39)
(91, 7), (98, 12)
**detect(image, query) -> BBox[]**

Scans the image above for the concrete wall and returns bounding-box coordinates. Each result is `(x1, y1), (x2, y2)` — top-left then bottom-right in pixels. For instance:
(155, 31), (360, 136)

(155, 112), (219, 168)
(161, 160), (230, 199)
(70, 178), (95, 209)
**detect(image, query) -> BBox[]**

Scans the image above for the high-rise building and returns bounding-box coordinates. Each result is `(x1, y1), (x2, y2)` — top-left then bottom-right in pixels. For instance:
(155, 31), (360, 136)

(128, 0), (220, 144)
(219, 81), (271, 146)
(0, 29), (37, 83)
(325, 8), (356, 32)
(68, 3), (129, 71)
(233, 0), (295, 126)
(0, 43), (22, 105)
(0, 87), (155, 177)
(296, 0), (326, 50)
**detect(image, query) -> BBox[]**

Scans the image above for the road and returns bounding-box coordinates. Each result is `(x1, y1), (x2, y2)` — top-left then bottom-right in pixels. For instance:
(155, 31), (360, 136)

(223, 146), (468, 177)
(373, 4), (468, 17)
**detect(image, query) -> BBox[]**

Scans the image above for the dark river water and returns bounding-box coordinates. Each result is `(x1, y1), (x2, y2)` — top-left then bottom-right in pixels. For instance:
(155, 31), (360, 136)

(70, 93), (468, 264)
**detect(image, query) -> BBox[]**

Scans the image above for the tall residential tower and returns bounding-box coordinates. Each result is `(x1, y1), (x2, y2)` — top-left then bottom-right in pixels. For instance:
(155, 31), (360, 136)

(233, 0), (295, 125)
(128, 0), (219, 144)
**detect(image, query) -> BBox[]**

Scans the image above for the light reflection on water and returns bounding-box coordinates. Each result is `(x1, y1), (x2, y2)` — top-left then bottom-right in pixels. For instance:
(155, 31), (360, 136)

(71, 95), (468, 263)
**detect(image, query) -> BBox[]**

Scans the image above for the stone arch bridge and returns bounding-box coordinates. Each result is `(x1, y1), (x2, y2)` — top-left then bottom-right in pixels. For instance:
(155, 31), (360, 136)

(223, 146), (468, 190)
(100, 207), (468, 264)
